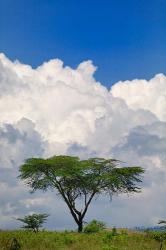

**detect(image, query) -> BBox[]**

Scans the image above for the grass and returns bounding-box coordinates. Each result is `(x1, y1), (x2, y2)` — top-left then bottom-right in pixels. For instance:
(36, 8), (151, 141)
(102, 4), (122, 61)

(0, 229), (165, 250)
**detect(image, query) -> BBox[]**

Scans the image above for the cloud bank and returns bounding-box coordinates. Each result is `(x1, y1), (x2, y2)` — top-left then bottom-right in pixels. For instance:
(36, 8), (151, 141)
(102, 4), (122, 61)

(0, 53), (166, 229)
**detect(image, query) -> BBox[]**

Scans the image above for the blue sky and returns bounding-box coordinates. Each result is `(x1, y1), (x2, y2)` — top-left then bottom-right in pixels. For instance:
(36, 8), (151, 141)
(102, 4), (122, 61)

(0, 0), (166, 86)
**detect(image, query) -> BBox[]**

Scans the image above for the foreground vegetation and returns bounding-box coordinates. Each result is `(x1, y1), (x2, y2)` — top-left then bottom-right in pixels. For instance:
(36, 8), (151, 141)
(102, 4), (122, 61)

(0, 230), (165, 250)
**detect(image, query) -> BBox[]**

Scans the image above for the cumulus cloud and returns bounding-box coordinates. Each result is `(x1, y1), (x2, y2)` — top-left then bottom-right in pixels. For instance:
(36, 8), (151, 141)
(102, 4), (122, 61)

(0, 118), (44, 170)
(111, 74), (166, 121)
(0, 53), (166, 229)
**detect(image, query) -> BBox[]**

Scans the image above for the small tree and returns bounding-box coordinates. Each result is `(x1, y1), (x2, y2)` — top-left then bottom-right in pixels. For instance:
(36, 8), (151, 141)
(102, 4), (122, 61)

(152, 232), (166, 250)
(19, 155), (144, 232)
(84, 219), (106, 233)
(17, 213), (49, 233)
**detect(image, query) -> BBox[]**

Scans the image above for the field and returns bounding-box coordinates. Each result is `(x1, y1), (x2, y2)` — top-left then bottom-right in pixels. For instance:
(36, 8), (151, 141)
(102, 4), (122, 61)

(0, 230), (165, 250)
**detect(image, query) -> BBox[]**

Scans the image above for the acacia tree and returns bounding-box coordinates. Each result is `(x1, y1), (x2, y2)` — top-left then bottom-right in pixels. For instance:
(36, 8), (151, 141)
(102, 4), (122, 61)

(19, 156), (144, 232)
(17, 213), (49, 233)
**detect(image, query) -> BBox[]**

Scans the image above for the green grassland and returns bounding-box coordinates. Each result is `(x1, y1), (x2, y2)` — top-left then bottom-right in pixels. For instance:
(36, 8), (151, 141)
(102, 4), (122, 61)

(0, 230), (165, 250)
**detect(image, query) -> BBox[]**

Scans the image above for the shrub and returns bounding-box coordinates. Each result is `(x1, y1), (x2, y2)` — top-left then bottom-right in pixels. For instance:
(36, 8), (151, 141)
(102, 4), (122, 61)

(111, 227), (118, 236)
(84, 220), (106, 233)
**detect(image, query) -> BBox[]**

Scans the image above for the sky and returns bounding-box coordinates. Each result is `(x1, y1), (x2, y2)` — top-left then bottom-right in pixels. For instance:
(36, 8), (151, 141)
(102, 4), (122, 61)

(1, 0), (166, 85)
(0, 0), (166, 230)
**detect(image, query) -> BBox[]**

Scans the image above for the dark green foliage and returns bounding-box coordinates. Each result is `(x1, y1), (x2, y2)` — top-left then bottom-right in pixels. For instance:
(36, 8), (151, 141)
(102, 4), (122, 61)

(19, 155), (144, 232)
(111, 227), (118, 236)
(84, 220), (106, 233)
(9, 238), (21, 250)
(17, 213), (49, 233)
(152, 232), (166, 241)
(150, 231), (166, 250)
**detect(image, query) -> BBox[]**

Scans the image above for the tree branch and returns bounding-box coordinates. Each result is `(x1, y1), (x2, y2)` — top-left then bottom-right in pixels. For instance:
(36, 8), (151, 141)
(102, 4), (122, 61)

(81, 191), (96, 219)
(45, 173), (80, 224)
(66, 191), (81, 217)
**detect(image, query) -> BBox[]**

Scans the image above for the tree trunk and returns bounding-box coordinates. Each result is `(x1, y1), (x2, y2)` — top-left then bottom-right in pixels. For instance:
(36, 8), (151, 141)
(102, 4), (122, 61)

(77, 220), (83, 233)
(159, 241), (163, 250)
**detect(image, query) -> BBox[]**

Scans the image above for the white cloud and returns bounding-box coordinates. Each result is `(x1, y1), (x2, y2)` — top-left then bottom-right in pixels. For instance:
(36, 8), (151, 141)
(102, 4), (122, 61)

(111, 74), (166, 121)
(0, 53), (166, 229)
(0, 118), (44, 170)
(20, 197), (53, 209)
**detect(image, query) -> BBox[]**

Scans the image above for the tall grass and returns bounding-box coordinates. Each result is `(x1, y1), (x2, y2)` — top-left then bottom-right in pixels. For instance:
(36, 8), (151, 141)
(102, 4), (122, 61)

(0, 230), (164, 250)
